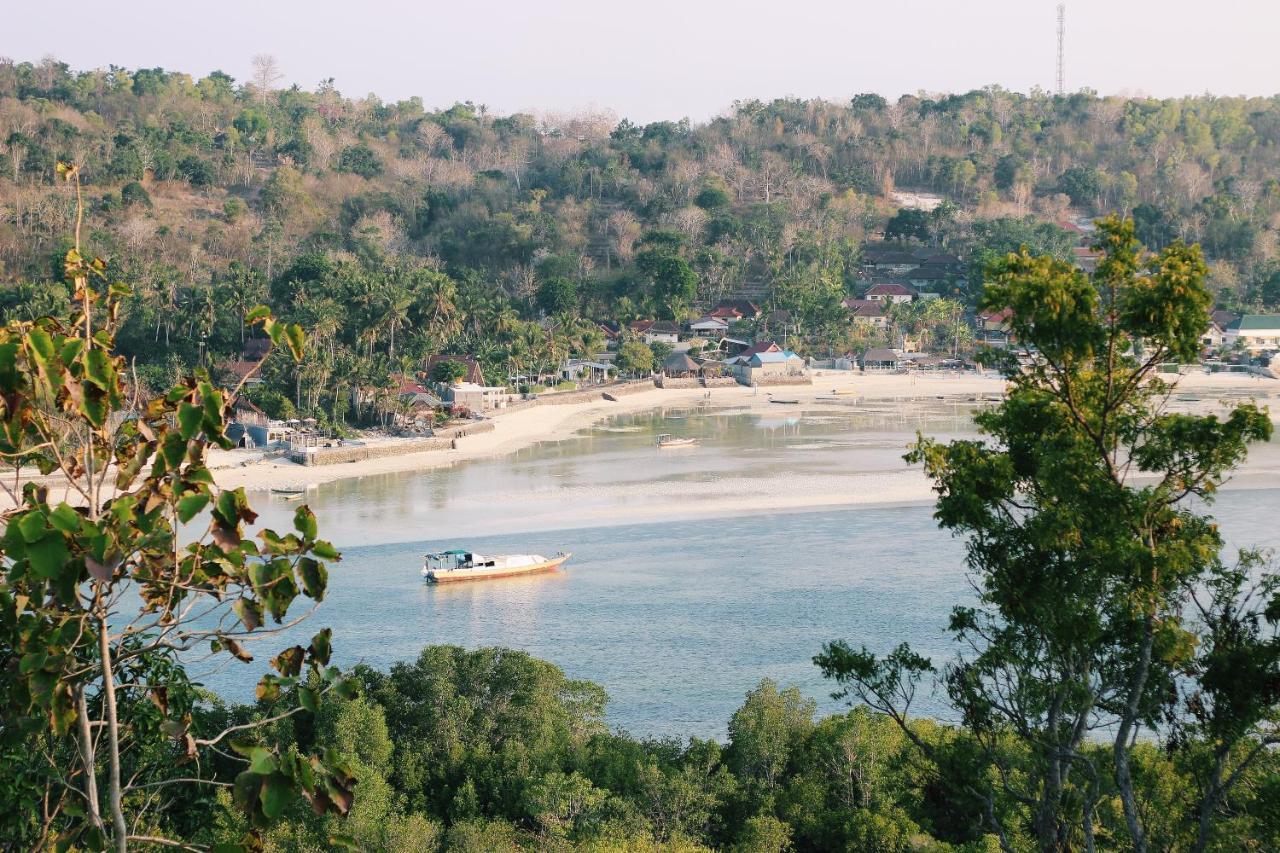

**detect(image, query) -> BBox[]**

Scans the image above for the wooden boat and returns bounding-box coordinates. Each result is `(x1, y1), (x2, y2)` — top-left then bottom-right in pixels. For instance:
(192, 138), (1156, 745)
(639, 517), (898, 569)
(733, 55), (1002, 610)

(767, 395), (799, 405)
(422, 550), (570, 583)
(832, 388), (859, 396)
(656, 433), (699, 448)
(270, 487), (306, 498)
(602, 392), (619, 401)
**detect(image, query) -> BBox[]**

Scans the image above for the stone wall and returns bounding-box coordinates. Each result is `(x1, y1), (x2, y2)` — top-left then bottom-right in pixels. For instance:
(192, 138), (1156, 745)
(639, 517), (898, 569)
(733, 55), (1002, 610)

(656, 376), (700, 388)
(291, 421), (495, 466)
(738, 374), (813, 387)
(702, 376), (738, 388)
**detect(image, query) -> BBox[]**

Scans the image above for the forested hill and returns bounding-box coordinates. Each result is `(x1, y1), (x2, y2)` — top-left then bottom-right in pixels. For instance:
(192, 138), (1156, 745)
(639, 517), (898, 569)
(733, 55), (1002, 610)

(2, 58), (1279, 413)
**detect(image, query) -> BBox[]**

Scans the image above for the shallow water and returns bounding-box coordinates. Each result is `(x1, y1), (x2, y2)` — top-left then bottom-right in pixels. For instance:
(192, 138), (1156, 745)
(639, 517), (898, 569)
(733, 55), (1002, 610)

(199, 406), (1280, 739)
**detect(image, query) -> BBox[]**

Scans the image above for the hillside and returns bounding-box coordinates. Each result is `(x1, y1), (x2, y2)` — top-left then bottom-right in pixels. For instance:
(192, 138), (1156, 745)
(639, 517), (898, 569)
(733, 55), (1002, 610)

(2, 57), (1279, 422)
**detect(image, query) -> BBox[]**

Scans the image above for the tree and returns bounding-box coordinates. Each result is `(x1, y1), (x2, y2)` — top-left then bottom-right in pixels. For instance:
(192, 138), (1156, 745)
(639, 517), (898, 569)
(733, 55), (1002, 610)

(430, 358), (468, 384)
(0, 166), (356, 850)
(338, 142), (383, 179)
(616, 341), (654, 376)
(250, 54), (283, 105)
(817, 218), (1277, 852)
(536, 276), (577, 315)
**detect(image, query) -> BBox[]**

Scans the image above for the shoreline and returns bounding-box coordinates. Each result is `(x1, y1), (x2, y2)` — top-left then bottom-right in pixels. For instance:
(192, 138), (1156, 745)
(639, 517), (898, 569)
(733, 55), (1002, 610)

(208, 372), (1009, 492)
(210, 370), (1280, 495)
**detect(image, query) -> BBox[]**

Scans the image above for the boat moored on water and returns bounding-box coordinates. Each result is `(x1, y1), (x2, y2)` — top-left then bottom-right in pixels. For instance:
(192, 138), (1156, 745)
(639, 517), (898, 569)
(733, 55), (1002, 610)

(656, 433), (700, 448)
(422, 549), (571, 583)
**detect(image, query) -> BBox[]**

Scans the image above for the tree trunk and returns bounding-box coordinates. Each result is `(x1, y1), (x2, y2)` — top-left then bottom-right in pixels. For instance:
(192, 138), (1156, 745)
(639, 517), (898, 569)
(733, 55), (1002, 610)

(99, 616), (128, 852)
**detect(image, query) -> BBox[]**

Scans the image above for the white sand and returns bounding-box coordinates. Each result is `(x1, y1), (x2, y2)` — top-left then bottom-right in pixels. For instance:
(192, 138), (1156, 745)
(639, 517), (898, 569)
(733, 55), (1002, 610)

(209, 369), (1280, 497)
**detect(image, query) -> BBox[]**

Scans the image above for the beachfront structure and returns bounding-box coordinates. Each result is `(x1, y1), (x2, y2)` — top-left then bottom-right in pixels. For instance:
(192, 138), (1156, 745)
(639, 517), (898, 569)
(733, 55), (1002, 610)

(662, 352), (702, 377)
(976, 308), (1014, 347)
(861, 348), (901, 371)
(1222, 315), (1280, 352)
(445, 382), (508, 411)
(733, 350), (807, 383)
(424, 354), (487, 385)
(561, 359), (616, 384)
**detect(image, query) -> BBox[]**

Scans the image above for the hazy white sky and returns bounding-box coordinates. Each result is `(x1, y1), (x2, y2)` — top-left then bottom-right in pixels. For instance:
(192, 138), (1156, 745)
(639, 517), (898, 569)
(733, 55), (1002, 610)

(5, 0), (1279, 122)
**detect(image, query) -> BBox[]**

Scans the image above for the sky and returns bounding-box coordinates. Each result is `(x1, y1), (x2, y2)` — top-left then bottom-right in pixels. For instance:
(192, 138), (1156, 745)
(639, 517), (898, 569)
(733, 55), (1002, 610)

(4, 0), (1279, 123)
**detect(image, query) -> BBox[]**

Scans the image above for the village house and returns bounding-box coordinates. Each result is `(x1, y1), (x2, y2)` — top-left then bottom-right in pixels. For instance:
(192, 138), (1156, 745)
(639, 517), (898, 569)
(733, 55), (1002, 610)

(711, 299), (762, 321)
(861, 348), (901, 372)
(630, 320), (681, 344)
(864, 283), (917, 304)
(842, 298), (887, 327)
(423, 354), (488, 385)
(976, 308), (1014, 347)
(688, 315), (730, 337)
(726, 340), (782, 364)
(1202, 310), (1241, 350)
(734, 349), (807, 383)
(1222, 315), (1280, 352)
(560, 359), (616, 385)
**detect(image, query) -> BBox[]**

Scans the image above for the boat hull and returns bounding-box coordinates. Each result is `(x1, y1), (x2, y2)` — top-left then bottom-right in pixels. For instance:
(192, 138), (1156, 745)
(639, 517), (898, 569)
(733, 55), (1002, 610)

(425, 554), (570, 583)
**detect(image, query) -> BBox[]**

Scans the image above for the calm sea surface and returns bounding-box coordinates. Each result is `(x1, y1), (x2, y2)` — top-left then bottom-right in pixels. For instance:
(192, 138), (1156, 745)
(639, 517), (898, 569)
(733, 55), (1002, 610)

(200, 404), (1280, 739)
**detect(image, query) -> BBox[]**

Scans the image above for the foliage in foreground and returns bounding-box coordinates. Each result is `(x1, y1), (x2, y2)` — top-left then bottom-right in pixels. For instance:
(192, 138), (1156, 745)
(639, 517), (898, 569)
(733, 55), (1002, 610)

(0, 167), (354, 851)
(819, 218), (1280, 852)
(10, 643), (1274, 851)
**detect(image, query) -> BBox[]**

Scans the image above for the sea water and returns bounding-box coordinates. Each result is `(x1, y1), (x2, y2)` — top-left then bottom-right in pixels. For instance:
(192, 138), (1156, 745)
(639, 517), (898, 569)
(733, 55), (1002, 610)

(201, 406), (1280, 739)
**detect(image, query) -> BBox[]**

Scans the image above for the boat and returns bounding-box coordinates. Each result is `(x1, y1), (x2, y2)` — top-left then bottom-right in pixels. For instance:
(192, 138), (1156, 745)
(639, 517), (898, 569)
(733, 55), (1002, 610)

(422, 549), (571, 583)
(270, 487), (306, 498)
(767, 394), (799, 405)
(832, 388), (859, 396)
(602, 392), (619, 401)
(656, 433), (700, 448)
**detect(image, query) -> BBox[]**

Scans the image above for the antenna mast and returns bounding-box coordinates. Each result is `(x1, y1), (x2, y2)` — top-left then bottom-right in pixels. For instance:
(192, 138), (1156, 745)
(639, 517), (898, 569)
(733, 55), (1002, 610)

(1056, 4), (1066, 96)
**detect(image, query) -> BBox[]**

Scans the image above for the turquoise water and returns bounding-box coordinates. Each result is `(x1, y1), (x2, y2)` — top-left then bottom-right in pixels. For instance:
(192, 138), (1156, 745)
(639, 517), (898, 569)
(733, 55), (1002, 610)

(200, 408), (1280, 739)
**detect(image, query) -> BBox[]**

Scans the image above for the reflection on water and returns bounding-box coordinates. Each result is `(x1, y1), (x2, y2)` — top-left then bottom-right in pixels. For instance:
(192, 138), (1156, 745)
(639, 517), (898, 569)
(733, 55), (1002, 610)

(207, 406), (1280, 739)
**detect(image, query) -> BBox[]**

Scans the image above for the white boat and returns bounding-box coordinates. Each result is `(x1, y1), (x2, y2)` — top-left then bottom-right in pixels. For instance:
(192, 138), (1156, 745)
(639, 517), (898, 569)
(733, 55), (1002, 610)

(422, 549), (570, 583)
(656, 433), (700, 448)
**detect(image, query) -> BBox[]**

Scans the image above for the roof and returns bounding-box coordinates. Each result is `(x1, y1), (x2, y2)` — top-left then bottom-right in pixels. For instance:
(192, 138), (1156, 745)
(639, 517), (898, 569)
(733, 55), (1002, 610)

(690, 315), (729, 327)
(737, 341), (782, 358)
(664, 353), (701, 372)
(842, 298), (885, 318)
(707, 306), (743, 319)
(862, 348), (900, 362)
(633, 320), (680, 334)
(1228, 315), (1280, 331)
(866, 283), (916, 297)
(714, 299), (762, 317)
(750, 350), (803, 364)
(1210, 310), (1240, 330)
(424, 354), (486, 385)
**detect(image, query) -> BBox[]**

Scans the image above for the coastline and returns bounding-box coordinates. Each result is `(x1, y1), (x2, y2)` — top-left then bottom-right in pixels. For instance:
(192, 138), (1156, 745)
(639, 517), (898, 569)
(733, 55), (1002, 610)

(209, 369), (1280, 498)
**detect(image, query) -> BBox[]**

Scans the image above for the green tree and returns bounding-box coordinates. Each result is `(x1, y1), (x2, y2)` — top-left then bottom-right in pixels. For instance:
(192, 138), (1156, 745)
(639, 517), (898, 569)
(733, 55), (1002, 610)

(817, 218), (1277, 852)
(616, 341), (654, 377)
(537, 275), (578, 315)
(0, 166), (357, 850)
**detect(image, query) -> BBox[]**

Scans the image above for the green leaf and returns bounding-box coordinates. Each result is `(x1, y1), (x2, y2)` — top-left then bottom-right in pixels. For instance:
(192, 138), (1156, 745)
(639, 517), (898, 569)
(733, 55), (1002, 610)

(177, 493), (211, 524)
(298, 558), (327, 601)
(234, 598), (262, 631)
(293, 505), (318, 540)
(16, 511), (48, 544)
(260, 773), (293, 819)
(84, 349), (114, 390)
(284, 324), (306, 361)
(298, 685), (318, 714)
(177, 402), (203, 440)
(19, 650), (47, 674)
(308, 628), (332, 666)
(248, 747), (277, 775)
(48, 503), (81, 535)
(27, 536), (68, 581)
(311, 540), (340, 561)
(245, 305), (271, 323)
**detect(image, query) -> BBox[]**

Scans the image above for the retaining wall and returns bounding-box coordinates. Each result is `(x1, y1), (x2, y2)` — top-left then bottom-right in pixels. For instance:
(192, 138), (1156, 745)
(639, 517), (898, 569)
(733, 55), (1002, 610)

(291, 421), (495, 466)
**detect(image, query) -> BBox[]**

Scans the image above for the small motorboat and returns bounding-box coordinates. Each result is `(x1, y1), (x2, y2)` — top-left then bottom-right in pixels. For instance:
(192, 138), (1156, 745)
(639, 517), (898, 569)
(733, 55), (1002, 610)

(657, 433), (700, 449)
(422, 550), (571, 583)
(270, 487), (306, 499)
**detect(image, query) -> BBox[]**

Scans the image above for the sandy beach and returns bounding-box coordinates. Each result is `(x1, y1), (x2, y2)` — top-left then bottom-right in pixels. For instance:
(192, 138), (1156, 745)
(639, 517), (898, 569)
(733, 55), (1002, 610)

(209, 369), (1280, 498)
